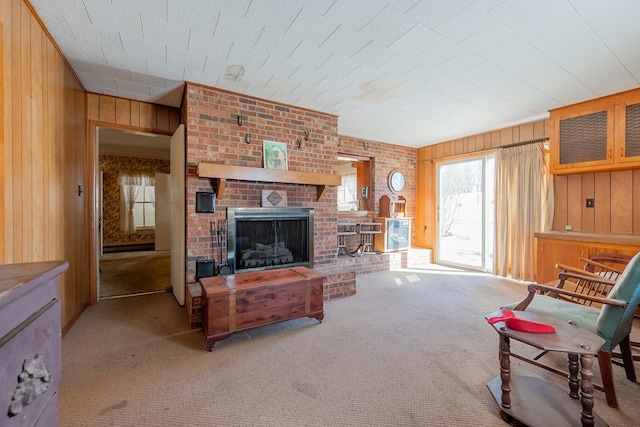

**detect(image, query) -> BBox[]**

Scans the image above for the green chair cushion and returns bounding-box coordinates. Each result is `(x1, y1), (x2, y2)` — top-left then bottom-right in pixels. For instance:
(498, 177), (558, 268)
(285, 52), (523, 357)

(502, 296), (600, 336)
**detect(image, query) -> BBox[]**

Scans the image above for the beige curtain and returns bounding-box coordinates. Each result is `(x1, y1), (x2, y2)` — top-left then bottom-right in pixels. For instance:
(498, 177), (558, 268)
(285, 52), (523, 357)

(119, 172), (155, 234)
(494, 142), (553, 281)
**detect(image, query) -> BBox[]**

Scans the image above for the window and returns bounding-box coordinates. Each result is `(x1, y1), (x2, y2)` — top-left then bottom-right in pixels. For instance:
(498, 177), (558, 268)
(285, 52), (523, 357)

(133, 184), (155, 229)
(119, 172), (155, 234)
(337, 163), (358, 211)
(337, 155), (371, 211)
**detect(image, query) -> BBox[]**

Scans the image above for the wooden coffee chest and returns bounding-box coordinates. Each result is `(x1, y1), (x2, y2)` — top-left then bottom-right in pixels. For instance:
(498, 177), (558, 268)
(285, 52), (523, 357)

(199, 267), (325, 350)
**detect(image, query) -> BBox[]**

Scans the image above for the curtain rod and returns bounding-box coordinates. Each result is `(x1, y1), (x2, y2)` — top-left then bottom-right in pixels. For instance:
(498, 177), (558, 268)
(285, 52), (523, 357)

(500, 137), (549, 149)
(423, 136), (549, 162)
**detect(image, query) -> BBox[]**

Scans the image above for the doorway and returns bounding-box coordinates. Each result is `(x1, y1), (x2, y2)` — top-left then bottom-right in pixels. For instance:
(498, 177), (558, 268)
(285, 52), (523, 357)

(436, 155), (494, 271)
(96, 126), (172, 299)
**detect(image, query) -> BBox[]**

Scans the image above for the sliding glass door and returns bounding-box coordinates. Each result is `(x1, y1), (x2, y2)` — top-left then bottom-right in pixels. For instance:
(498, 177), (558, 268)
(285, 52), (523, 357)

(436, 156), (494, 271)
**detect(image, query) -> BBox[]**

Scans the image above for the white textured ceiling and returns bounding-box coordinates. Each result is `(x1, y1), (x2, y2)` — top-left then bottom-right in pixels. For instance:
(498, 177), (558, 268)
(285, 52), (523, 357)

(30, 0), (640, 148)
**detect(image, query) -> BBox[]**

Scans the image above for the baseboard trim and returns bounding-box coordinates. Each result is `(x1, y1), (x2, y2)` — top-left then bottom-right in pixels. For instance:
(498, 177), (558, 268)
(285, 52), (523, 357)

(103, 243), (155, 253)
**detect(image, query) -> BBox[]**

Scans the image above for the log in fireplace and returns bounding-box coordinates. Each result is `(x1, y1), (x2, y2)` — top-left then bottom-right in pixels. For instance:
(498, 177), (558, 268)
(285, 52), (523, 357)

(226, 207), (314, 273)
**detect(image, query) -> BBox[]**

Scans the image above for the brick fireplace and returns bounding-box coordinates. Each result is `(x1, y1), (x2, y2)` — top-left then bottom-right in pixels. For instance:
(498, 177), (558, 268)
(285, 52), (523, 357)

(183, 82), (419, 307)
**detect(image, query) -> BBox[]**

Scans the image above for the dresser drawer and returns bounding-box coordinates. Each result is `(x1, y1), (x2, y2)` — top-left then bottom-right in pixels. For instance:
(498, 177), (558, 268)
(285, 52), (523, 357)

(1, 301), (61, 427)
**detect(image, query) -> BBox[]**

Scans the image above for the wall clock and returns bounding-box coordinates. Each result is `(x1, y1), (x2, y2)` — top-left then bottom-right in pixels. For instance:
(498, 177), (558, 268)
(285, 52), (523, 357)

(388, 170), (406, 193)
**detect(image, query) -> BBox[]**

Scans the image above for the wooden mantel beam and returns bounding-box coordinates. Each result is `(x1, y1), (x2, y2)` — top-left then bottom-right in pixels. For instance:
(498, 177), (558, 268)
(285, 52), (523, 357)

(197, 162), (341, 201)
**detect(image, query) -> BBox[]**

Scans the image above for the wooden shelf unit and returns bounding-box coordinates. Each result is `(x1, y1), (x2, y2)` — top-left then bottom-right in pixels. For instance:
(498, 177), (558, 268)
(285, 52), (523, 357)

(197, 162), (341, 201)
(374, 217), (412, 253)
(379, 194), (406, 218)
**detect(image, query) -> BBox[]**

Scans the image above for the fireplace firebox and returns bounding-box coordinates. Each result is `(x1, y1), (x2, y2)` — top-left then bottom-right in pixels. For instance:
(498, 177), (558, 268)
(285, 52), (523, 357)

(226, 207), (314, 273)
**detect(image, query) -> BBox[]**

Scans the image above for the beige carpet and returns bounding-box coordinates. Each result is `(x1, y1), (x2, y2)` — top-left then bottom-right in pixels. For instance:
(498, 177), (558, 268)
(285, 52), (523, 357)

(99, 250), (171, 298)
(60, 266), (640, 426)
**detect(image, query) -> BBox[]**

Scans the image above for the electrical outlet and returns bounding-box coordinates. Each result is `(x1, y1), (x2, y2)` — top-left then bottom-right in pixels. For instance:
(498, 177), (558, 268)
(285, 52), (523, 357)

(586, 198), (595, 208)
(565, 225), (572, 231)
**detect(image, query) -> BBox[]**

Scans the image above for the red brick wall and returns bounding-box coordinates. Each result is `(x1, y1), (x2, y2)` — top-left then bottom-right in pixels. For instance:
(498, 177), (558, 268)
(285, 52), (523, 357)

(184, 82), (417, 284)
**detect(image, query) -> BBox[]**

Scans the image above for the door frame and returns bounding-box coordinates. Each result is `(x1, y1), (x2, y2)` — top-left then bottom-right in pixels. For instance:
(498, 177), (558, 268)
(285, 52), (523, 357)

(170, 124), (186, 305)
(87, 121), (178, 304)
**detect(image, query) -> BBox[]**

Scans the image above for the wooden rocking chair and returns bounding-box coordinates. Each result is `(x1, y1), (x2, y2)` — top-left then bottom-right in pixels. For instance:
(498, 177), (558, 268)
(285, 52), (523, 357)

(552, 252), (640, 362)
(501, 252), (640, 408)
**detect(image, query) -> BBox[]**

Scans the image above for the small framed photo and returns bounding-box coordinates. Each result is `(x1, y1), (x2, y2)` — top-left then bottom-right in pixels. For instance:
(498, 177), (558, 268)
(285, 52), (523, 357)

(263, 140), (288, 170)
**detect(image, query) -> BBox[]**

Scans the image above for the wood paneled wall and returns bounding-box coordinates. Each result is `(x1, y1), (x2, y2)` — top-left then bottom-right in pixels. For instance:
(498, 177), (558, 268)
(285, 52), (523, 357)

(0, 2), (182, 332)
(86, 93), (181, 132)
(553, 170), (640, 234)
(416, 120), (549, 249)
(1, 0), (88, 332)
(418, 120), (548, 161)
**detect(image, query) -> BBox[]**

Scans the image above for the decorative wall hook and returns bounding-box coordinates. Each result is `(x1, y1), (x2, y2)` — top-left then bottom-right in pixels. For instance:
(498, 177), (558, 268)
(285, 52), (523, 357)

(245, 133), (251, 144)
(296, 139), (302, 149)
(359, 139), (369, 150)
(304, 131), (310, 141)
(237, 114), (243, 126)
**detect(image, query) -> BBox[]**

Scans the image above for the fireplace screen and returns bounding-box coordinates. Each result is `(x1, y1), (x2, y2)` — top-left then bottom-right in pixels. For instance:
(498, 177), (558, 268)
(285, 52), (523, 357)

(227, 207), (314, 273)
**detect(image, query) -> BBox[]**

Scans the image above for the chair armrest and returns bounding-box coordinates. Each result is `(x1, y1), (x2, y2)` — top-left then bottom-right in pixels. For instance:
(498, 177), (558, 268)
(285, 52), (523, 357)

(526, 283), (627, 308)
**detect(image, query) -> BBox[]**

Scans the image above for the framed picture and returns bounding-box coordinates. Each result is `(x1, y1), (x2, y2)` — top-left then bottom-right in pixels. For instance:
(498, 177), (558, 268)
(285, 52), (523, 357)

(263, 140), (288, 170)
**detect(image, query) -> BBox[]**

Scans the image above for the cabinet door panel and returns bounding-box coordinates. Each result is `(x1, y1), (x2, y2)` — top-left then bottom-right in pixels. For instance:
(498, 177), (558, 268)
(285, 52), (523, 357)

(536, 239), (590, 284)
(623, 103), (640, 157)
(550, 104), (614, 174)
(559, 111), (608, 164)
(615, 94), (640, 165)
